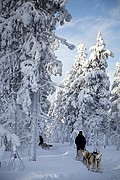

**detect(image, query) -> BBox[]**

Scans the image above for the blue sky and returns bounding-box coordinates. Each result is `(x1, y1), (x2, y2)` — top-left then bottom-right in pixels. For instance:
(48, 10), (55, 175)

(53, 0), (120, 85)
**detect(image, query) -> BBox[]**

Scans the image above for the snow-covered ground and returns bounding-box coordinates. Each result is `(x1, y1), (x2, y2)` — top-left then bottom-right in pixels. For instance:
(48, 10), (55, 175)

(0, 143), (120, 180)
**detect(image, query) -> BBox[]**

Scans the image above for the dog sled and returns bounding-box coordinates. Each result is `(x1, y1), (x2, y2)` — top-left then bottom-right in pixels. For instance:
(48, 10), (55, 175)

(39, 142), (53, 150)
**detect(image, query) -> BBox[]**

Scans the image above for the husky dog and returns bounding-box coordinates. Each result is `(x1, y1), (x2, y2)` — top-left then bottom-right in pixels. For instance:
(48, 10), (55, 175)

(82, 149), (102, 172)
(76, 149), (83, 161)
(41, 143), (53, 150)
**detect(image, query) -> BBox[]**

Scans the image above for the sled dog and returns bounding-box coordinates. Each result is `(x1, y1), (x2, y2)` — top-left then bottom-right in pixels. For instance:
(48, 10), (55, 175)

(41, 143), (53, 150)
(82, 149), (102, 172)
(76, 149), (83, 161)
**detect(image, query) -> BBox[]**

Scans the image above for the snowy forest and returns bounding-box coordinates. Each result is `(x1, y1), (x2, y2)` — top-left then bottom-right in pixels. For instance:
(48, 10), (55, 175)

(0, 0), (120, 164)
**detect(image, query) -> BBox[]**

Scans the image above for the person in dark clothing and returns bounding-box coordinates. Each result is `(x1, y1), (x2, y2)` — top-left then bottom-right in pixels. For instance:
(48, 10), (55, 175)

(75, 131), (86, 156)
(39, 135), (44, 146)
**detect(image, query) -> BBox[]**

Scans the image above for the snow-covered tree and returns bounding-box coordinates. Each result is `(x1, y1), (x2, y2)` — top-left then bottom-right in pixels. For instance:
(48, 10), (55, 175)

(49, 87), (66, 143)
(0, 0), (74, 160)
(110, 61), (120, 150)
(49, 42), (88, 143)
(0, 8), (22, 137)
(81, 31), (114, 148)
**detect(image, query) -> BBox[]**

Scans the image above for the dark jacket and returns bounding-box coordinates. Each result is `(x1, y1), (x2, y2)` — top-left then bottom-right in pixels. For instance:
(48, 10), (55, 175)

(75, 133), (86, 150)
(39, 135), (44, 145)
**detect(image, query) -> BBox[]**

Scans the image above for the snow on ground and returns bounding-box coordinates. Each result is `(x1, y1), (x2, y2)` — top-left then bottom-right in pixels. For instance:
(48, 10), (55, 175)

(0, 143), (120, 180)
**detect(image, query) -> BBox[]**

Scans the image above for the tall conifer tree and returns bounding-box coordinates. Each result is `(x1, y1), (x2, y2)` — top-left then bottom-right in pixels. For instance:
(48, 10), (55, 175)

(49, 42), (88, 143)
(110, 61), (120, 150)
(0, 0), (74, 160)
(81, 31), (114, 148)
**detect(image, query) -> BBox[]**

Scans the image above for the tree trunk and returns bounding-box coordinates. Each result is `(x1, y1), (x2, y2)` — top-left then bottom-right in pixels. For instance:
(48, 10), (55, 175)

(12, 93), (17, 135)
(103, 133), (106, 149)
(29, 92), (37, 161)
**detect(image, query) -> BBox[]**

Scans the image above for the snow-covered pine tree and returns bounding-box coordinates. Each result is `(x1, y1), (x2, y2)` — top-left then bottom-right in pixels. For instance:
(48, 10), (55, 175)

(81, 31), (114, 148)
(49, 42), (88, 143)
(48, 88), (66, 143)
(0, 0), (74, 160)
(0, 0), (24, 137)
(110, 61), (120, 150)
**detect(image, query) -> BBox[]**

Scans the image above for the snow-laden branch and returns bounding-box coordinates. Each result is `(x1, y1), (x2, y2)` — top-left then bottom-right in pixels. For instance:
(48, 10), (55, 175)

(31, 23), (75, 50)
(45, 31), (75, 50)
(38, 80), (64, 89)
(0, 125), (20, 164)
